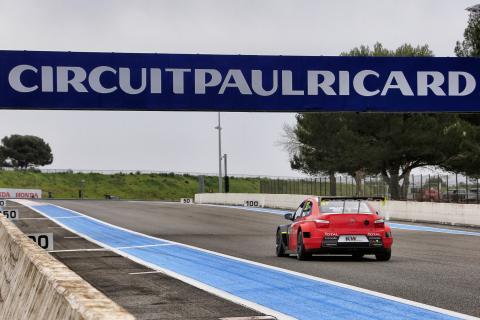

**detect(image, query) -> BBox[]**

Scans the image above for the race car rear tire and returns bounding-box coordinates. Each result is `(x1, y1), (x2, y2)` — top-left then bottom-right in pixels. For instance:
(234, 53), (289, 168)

(375, 248), (391, 261)
(276, 230), (288, 257)
(296, 232), (311, 261)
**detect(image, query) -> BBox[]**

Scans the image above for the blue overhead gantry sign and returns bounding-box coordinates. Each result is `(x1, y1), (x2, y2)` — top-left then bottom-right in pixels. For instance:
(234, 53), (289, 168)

(1, 50), (480, 112)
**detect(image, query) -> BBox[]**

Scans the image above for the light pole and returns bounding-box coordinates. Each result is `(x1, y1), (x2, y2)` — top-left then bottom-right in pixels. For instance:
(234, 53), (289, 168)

(223, 153), (229, 193)
(80, 179), (85, 199)
(214, 112), (223, 193)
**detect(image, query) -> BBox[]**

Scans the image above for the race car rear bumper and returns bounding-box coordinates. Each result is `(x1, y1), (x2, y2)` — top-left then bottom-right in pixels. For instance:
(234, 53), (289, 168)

(303, 235), (390, 253)
(305, 247), (387, 254)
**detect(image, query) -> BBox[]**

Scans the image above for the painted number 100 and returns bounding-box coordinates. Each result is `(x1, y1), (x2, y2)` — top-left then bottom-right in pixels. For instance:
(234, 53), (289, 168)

(244, 200), (260, 207)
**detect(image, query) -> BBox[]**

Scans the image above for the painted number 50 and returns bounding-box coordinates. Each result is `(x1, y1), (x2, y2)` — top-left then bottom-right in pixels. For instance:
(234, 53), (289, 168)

(2, 209), (18, 219)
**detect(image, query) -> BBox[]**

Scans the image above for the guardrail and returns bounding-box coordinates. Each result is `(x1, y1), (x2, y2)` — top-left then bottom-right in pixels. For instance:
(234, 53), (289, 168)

(0, 215), (134, 320)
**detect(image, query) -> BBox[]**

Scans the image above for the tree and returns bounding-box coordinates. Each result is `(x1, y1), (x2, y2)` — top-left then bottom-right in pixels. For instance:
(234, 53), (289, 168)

(285, 43), (480, 199)
(341, 42), (433, 57)
(287, 112), (476, 199)
(439, 124), (480, 178)
(455, 5), (480, 57)
(356, 113), (476, 199)
(0, 135), (53, 169)
(450, 6), (480, 177)
(285, 113), (373, 195)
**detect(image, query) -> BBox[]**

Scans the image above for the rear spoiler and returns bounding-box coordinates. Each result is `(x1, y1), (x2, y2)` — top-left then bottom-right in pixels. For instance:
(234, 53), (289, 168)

(318, 196), (386, 202)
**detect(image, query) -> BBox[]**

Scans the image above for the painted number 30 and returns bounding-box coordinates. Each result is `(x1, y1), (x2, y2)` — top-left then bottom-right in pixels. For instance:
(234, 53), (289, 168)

(27, 235), (50, 250)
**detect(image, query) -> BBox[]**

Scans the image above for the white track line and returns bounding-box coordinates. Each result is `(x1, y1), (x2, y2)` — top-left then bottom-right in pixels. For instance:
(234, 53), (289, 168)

(55, 216), (86, 219)
(128, 271), (165, 275)
(219, 317), (277, 320)
(115, 243), (174, 250)
(48, 248), (110, 253)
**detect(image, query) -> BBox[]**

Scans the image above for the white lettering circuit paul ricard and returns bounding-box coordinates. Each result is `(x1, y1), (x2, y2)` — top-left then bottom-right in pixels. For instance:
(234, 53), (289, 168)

(7, 65), (477, 97)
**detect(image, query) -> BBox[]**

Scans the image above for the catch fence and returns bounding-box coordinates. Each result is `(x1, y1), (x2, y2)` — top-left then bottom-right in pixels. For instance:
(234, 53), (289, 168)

(259, 174), (480, 204)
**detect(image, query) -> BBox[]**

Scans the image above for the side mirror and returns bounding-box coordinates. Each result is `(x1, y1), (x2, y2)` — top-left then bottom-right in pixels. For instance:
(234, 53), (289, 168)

(284, 213), (294, 221)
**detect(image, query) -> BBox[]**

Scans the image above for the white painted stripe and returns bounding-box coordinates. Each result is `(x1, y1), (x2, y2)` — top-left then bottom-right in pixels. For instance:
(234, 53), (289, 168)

(115, 243), (174, 250)
(48, 248), (110, 253)
(18, 216), (85, 220)
(15, 200), (477, 320)
(219, 317), (277, 320)
(11, 199), (40, 206)
(127, 200), (182, 205)
(55, 216), (86, 219)
(128, 271), (164, 275)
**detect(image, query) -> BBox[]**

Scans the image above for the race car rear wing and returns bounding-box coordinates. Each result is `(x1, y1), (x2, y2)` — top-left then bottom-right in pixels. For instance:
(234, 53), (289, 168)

(317, 196), (387, 215)
(317, 196), (386, 202)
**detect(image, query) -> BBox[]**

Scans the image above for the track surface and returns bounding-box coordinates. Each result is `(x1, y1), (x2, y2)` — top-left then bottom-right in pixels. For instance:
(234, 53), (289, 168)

(12, 202), (261, 320)
(48, 200), (480, 317)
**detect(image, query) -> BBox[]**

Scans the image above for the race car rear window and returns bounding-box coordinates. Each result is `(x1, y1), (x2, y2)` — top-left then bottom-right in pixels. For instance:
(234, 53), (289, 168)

(319, 200), (373, 214)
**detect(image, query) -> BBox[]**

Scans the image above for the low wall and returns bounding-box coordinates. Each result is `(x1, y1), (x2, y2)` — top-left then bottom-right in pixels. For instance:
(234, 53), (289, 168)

(195, 193), (480, 227)
(0, 215), (134, 320)
(384, 201), (480, 226)
(195, 192), (313, 210)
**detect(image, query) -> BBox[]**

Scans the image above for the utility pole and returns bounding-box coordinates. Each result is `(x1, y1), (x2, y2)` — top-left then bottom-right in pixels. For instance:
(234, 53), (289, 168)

(224, 154), (229, 193)
(215, 112), (223, 193)
(80, 179), (85, 199)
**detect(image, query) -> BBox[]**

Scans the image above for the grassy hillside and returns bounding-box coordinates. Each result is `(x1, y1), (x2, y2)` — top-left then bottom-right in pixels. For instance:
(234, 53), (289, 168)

(0, 171), (260, 200)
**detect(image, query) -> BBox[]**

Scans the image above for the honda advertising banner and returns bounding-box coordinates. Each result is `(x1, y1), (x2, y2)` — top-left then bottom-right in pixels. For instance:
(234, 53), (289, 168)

(0, 188), (42, 199)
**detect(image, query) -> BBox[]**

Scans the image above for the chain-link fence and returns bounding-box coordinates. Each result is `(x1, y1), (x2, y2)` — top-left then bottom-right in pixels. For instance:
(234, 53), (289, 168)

(260, 174), (480, 204)
(260, 176), (388, 197)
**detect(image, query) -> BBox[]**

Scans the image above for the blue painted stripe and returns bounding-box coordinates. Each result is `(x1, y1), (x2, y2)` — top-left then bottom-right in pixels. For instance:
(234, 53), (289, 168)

(388, 223), (480, 237)
(215, 205), (480, 237)
(30, 203), (461, 320)
(38, 204), (81, 218)
(37, 205), (167, 248)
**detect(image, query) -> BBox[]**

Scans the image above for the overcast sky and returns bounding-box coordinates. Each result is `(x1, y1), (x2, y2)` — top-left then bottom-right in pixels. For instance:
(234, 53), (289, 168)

(0, 0), (477, 177)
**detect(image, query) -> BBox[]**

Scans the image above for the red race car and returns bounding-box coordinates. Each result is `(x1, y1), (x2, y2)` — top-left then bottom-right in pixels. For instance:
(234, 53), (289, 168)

(276, 196), (393, 261)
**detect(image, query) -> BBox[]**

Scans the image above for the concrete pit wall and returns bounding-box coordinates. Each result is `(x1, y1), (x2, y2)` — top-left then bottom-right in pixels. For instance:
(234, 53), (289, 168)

(0, 215), (134, 320)
(195, 193), (480, 227)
